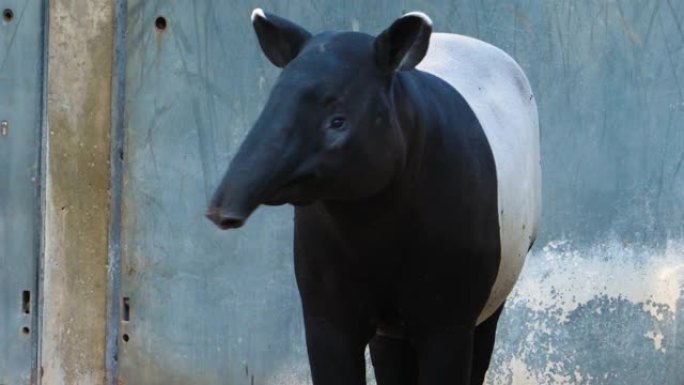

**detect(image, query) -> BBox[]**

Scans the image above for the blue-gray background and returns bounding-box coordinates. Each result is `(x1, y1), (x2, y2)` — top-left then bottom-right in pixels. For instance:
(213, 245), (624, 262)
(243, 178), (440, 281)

(0, 0), (43, 383)
(117, 1), (684, 384)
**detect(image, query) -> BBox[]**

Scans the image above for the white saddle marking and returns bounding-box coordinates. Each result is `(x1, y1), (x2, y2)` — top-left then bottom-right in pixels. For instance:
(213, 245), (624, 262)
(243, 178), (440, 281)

(418, 33), (542, 325)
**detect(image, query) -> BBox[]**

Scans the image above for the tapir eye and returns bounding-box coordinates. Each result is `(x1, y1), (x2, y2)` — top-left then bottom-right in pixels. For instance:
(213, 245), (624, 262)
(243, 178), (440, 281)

(328, 116), (347, 130)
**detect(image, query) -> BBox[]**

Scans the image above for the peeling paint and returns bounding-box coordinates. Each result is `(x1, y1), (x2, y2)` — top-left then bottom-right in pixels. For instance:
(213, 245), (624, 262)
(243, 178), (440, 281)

(644, 330), (665, 353)
(511, 239), (683, 323)
(486, 238), (684, 385)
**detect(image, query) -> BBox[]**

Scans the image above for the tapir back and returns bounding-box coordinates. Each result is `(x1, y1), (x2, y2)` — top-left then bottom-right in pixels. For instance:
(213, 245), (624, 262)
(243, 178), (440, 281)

(417, 33), (541, 324)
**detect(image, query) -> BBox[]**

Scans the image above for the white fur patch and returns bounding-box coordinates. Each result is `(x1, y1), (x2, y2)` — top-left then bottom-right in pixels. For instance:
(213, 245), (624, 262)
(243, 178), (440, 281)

(402, 11), (433, 27)
(251, 8), (266, 23)
(417, 33), (542, 325)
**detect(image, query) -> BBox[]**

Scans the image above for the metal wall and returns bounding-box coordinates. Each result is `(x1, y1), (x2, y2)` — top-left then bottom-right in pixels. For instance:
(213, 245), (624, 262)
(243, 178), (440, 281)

(0, 0), (44, 383)
(120, 0), (682, 384)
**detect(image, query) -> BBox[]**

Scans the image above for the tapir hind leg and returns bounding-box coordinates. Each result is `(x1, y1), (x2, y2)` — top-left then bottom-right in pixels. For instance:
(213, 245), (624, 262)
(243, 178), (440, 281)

(415, 327), (475, 384)
(470, 302), (506, 385)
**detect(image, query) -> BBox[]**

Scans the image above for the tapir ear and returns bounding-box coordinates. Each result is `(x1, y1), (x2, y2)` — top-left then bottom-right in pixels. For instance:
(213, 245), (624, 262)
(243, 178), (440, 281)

(251, 8), (312, 68)
(374, 12), (432, 72)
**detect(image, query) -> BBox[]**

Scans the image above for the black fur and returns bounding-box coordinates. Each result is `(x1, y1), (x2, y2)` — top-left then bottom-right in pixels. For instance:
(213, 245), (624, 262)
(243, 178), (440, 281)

(207, 12), (505, 385)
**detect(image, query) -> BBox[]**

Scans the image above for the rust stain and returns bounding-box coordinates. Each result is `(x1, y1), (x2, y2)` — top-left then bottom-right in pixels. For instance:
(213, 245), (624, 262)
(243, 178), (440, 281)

(155, 16), (168, 55)
(616, 5), (644, 48)
(514, 9), (534, 34)
(126, 264), (136, 276)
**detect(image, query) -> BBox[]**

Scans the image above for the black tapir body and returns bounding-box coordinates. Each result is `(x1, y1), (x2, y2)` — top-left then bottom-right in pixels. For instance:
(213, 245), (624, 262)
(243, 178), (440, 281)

(207, 9), (540, 385)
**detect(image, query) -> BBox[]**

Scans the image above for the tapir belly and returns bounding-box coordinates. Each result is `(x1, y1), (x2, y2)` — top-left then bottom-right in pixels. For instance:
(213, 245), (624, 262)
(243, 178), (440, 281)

(418, 33), (541, 325)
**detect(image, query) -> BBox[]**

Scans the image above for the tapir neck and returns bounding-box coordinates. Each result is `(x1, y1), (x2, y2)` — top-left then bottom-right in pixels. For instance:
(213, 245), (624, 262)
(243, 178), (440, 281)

(391, 71), (429, 170)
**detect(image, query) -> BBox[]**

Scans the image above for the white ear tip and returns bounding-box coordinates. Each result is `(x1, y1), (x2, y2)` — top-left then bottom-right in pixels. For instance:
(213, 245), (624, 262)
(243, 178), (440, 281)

(402, 11), (433, 27)
(251, 8), (266, 22)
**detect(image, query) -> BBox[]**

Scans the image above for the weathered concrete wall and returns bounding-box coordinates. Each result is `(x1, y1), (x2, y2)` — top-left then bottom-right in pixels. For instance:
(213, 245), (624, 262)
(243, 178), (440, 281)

(41, 0), (113, 384)
(115, 1), (683, 385)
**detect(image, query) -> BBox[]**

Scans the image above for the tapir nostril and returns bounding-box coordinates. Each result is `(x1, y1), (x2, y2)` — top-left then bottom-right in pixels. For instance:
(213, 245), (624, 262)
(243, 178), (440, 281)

(205, 208), (245, 230)
(218, 216), (244, 229)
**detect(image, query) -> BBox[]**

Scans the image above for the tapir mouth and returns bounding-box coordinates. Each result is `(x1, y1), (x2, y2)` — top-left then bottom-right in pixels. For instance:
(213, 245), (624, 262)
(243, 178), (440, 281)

(205, 184), (313, 230)
(263, 174), (318, 206)
(262, 196), (315, 206)
(206, 166), (318, 230)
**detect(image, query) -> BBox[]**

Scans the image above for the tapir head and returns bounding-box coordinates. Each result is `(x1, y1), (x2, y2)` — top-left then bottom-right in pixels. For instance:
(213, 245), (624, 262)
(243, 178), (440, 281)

(206, 9), (432, 229)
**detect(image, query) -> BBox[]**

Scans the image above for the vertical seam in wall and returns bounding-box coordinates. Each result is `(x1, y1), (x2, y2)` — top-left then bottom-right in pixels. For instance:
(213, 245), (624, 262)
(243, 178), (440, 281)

(105, 0), (127, 383)
(35, 0), (50, 383)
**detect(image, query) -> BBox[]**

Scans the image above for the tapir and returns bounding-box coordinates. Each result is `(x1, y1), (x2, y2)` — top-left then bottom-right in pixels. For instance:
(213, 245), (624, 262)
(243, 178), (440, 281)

(206, 8), (540, 385)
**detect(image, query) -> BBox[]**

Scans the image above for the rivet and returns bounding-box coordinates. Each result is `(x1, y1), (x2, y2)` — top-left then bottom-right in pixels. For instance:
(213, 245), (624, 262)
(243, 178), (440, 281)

(155, 16), (167, 31)
(1, 120), (7, 136)
(3, 9), (13, 23)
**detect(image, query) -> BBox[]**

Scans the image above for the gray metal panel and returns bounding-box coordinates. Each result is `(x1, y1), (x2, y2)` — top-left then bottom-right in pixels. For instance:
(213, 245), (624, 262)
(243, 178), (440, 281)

(0, 0), (44, 383)
(119, 1), (684, 384)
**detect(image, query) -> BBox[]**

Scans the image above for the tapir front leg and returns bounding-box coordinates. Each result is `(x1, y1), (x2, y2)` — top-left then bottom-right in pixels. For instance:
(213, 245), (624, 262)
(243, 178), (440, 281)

(294, 208), (375, 385)
(369, 334), (418, 385)
(304, 316), (372, 385)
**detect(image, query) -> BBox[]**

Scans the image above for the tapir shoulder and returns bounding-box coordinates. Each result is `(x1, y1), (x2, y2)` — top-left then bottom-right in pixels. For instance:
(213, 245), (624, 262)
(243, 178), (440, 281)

(419, 33), (534, 104)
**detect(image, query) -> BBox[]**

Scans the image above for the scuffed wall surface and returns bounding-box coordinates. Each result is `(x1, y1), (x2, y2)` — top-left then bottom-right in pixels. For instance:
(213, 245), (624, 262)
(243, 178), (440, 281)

(118, 1), (683, 384)
(42, 0), (113, 384)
